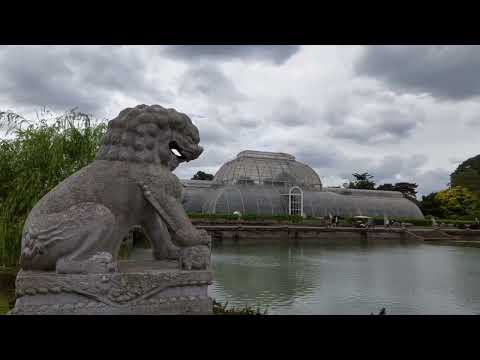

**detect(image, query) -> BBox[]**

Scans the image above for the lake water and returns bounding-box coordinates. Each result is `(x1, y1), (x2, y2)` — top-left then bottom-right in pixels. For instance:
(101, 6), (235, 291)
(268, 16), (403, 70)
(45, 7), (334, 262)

(209, 243), (480, 315)
(2, 242), (480, 315)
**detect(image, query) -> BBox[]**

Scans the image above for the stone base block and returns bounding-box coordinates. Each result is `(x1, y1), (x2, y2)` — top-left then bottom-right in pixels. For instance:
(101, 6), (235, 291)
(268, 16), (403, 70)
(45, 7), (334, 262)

(9, 262), (213, 315)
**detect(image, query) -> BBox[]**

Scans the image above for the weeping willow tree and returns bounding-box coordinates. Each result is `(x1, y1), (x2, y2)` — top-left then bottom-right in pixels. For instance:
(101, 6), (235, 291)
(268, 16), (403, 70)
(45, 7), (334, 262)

(0, 108), (107, 267)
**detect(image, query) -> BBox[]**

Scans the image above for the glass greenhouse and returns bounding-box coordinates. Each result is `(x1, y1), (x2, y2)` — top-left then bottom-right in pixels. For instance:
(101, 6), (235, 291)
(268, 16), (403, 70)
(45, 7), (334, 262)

(181, 150), (424, 219)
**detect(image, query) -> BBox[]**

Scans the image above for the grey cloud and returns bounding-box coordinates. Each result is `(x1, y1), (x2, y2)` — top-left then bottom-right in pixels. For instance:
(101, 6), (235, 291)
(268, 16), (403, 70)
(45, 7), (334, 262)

(328, 111), (421, 144)
(449, 157), (464, 165)
(325, 90), (424, 144)
(67, 46), (147, 92)
(368, 154), (428, 183)
(196, 126), (231, 146)
(295, 145), (348, 170)
(292, 141), (435, 195)
(189, 113), (239, 146)
(234, 117), (260, 128)
(0, 46), (170, 116)
(375, 109), (420, 135)
(467, 116), (480, 127)
(415, 169), (451, 197)
(163, 45), (301, 65)
(179, 65), (246, 103)
(288, 143), (376, 180)
(355, 46), (480, 100)
(270, 98), (315, 127)
(0, 46), (101, 114)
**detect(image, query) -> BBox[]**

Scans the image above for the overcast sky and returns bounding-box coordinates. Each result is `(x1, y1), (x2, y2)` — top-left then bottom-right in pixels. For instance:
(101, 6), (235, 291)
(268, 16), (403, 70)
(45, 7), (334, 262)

(1, 45), (479, 197)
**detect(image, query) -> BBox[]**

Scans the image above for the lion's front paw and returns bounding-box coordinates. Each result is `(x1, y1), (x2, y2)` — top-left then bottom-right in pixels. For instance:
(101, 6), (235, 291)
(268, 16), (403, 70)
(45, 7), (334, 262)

(174, 228), (211, 247)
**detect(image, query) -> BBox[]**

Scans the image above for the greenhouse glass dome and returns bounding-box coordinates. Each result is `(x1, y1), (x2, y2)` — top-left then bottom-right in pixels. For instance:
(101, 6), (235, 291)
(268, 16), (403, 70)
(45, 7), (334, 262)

(180, 150), (424, 219)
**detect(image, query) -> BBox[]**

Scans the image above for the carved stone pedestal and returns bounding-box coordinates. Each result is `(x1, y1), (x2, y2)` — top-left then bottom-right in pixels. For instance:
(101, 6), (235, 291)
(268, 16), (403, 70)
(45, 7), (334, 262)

(9, 261), (213, 315)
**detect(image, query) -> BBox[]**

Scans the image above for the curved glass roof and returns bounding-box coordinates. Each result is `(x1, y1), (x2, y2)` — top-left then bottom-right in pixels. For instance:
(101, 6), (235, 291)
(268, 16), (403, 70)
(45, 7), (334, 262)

(213, 150), (322, 191)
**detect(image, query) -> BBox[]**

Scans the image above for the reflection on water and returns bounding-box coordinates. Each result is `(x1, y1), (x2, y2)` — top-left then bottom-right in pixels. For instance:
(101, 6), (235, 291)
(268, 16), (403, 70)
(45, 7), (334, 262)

(209, 242), (480, 314)
(2, 242), (480, 315)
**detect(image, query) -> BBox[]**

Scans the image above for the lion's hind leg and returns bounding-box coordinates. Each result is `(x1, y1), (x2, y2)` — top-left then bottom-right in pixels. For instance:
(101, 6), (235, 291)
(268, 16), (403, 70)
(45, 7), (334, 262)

(21, 221), (79, 271)
(21, 202), (117, 273)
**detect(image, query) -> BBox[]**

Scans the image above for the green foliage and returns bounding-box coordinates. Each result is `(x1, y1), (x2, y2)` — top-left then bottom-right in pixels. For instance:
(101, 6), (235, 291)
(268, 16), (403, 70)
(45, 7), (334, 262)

(212, 300), (267, 315)
(377, 182), (419, 203)
(348, 172), (375, 190)
(418, 153), (480, 219)
(0, 108), (107, 267)
(376, 183), (395, 191)
(191, 171), (214, 181)
(0, 290), (13, 315)
(368, 216), (480, 227)
(450, 154), (480, 194)
(370, 217), (431, 226)
(419, 192), (446, 218)
(434, 186), (479, 219)
(241, 214), (303, 223)
(188, 213), (477, 227)
(0, 267), (16, 314)
(188, 213), (304, 223)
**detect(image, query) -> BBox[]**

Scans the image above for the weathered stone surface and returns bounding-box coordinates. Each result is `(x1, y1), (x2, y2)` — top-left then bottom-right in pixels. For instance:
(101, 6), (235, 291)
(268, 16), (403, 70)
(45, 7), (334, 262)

(179, 245), (211, 270)
(10, 265), (213, 315)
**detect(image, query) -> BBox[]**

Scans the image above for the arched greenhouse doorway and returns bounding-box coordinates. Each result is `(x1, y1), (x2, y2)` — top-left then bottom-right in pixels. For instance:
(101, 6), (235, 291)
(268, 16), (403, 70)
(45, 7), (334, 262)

(288, 186), (303, 216)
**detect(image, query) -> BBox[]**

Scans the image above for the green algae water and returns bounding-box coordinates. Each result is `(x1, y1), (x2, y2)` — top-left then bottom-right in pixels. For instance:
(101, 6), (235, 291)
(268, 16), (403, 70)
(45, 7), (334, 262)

(209, 242), (480, 314)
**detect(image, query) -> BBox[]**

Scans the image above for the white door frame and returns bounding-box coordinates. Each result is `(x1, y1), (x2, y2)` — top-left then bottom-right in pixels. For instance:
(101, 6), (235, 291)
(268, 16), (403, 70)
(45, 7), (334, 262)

(288, 186), (303, 216)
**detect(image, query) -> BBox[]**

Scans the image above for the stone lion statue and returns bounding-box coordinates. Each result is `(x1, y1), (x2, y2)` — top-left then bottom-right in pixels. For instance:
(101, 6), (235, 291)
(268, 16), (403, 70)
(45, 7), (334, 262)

(20, 104), (211, 273)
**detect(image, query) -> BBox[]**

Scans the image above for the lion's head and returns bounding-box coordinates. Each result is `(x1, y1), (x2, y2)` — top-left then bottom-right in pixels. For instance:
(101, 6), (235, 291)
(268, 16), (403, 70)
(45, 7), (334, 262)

(96, 104), (203, 170)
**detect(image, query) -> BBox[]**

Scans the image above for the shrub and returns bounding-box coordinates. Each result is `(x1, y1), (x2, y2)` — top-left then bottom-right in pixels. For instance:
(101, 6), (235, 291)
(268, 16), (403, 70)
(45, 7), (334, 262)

(212, 300), (267, 315)
(188, 213), (303, 223)
(435, 186), (479, 219)
(0, 109), (107, 267)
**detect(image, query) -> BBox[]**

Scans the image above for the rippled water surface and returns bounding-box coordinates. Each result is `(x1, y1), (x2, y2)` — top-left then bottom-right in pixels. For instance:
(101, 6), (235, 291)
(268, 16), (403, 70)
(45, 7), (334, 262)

(208, 243), (480, 314)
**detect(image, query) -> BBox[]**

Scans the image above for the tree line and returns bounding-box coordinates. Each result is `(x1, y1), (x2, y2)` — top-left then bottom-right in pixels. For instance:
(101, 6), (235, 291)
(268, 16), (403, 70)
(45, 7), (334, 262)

(346, 172), (419, 201)
(420, 155), (480, 219)
(346, 164), (480, 220)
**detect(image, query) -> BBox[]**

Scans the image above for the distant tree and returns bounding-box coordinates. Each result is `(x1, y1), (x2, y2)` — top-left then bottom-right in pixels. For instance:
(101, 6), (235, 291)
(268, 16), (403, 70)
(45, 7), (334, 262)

(377, 183), (395, 191)
(394, 182), (418, 200)
(394, 182), (418, 194)
(450, 154), (480, 194)
(348, 172), (375, 190)
(419, 192), (445, 218)
(377, 182), (418, 201)
(191, 171), (214, 181)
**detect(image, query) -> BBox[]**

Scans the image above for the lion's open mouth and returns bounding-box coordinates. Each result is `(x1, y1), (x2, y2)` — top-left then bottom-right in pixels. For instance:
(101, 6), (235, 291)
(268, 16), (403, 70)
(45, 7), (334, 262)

(169, 141), (188, 162)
